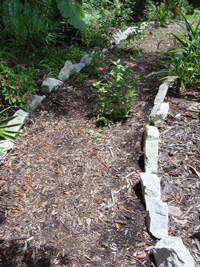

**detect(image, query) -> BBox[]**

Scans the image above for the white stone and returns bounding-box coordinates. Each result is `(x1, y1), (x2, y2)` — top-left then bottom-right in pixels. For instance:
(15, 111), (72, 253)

(0, 140), (14, 159)
(58, 60), (76, 80)
(73, 62), (85, 73)
(41, 78), (63, 93)
(146, 201), (168, 239)
(80, 54), (92, 66)
(140, 173), (168, 239)
(7, 109), (29, 134)
(153, 236), (195, 267)
(154, 78), (175, 106)
(143, 125), (159, 173)
(149, 102), (170, 125)
(26, 95), (46, 113)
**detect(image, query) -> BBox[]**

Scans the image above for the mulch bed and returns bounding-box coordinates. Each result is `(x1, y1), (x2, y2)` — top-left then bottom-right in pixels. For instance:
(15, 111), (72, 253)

(0, 23), (200, 266)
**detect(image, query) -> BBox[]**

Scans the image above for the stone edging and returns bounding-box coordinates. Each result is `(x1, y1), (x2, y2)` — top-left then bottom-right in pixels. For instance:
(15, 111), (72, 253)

(141, 78), (195, 266)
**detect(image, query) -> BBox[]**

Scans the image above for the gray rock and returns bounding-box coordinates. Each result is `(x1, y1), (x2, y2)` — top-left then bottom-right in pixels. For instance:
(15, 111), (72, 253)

(58, 60), (76, 80)
(102, 48), (108, 53)
(26, 95), (46, 113)
(149, 102), (170, 126)
(41, 78), (63, 93)
(140, 173), (168, 239)
(80, 54), (92, 66)
(153, 236), (195, 267)
(7, 109), (29, 134)
(154, 78), (175, 106)
(0, 140), (14, 159)
(73, 62), (85, 73)
(146, 202), (168, 239)
(143, 125), (159, 173)
(92, 255), (102, 263)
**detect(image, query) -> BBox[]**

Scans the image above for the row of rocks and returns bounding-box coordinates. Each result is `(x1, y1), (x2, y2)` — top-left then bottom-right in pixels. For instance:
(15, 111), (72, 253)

(141, 78), (195, 266)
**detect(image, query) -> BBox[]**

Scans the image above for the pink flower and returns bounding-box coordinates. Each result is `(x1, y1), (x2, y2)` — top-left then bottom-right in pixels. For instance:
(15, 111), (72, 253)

(1, 75), (4, 80)
(3, 59), (9, 64)
(10, 97), (13, 101)
(94, 46), (99, 50)
(19, 64), (23, 68)
(16, 78), (19, 81)
(20, 79), (23, 82)
(9, 94), (13, 96)
(93, 25), (98, 29)
(36, 88), (39, 91)
(98, 67), (104, 71)
(26, 97), (30, 101)
(106, 16), (110, 20)
(33, 91), (36, 94)
(29, 95), (32, 98)
(126, 62), (135, 67)
(139, 66), (145, 70)
(152, 18), (155, 21)
(16, 85), (20, 90)
(105, 75), (110, 79)
(138, 41), (142, 45)
(137, 15), (141, 18)
(131, 74), (136, 78)
(16, 96), (19, 99)
(5, 83), (8, 87)
(23, 100), (26, 104)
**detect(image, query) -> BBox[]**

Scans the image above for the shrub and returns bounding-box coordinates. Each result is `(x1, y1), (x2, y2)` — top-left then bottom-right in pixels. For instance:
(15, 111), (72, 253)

(92, 59), (144, 126)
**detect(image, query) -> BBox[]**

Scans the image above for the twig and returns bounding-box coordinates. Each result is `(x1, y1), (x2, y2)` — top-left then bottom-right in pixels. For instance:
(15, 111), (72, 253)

(195, 239), (200, 252)
(189, 165), (200, 178)
(0, 236), (28, 242)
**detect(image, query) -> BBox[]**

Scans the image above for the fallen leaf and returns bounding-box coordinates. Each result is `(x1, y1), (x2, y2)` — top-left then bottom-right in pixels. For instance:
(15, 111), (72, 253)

(137, 242), (146, 247)
(25, 183), (32, 194)
(121, 141), (126, 145)
(63, 191), (71, 195)
(118, 205), (132, 213)
(35, 200), (39, 206)
(169, 159), (176, 164)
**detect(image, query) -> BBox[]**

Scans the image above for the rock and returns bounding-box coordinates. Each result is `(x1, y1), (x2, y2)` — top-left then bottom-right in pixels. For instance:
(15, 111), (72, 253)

(143, 125), (159, 173)
(92, 255), (102, 263)
(102, 48), (108, 53)
(153, 236), (195, 267)
(80, 54), (92, 66)
(154, 78), (175, 106)
(7, 109), (29, 132)
(0, 140), (14, 159)
(73, 62), (85, 73)
(149, 102), (170, 126)
(26, 95), (46, 113)
(140, 173), (168, 239)
(58, 60), (76, 80)
(41, 78), (63, 93)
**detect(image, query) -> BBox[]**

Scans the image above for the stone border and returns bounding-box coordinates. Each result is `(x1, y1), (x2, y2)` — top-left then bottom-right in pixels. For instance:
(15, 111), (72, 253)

(140, 78), (195, 266)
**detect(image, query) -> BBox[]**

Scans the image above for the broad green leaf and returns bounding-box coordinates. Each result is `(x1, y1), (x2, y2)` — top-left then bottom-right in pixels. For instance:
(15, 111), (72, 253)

(55, 0), (85, 31)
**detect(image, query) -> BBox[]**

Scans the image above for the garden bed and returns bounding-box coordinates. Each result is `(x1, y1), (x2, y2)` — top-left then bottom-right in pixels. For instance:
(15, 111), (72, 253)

(0, 23), (200, 266)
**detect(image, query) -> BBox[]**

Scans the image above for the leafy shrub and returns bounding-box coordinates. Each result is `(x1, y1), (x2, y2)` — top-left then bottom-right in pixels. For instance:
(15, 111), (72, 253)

(92, 59), (144, 126)
(0, 58), (38, 109)
(144, 0), (173, 26)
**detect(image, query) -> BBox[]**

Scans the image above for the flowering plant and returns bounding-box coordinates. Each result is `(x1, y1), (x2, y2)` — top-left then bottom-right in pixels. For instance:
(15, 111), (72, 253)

(0, 59), (38, 109)
(93, 59), (144, 126)
(87, 46), (106, 77)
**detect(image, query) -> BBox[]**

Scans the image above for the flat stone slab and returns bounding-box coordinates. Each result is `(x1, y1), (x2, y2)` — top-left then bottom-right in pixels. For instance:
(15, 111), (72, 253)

(26, 95), (46, 113)
(154, 78), (175, 106)
(140, 173), (168, 239)
(143, 125), (159, 173)
(153, 235), (195, 267)
(149, 102), (170, 126)
(58, 60), (76, 80)
(41, 78), (63, 93)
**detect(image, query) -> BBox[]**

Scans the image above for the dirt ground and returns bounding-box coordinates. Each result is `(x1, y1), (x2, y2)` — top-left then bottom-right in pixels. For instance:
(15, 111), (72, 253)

(0, 23), (200, 266)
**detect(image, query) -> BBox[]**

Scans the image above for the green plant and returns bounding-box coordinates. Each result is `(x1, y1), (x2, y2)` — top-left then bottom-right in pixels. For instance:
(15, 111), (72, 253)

(0, 107), (24, 145)
(144, 0), (173, 26)
(0, 58), (38, 109)
(149, 13), (200, 92)
(93, 59), (143, 126)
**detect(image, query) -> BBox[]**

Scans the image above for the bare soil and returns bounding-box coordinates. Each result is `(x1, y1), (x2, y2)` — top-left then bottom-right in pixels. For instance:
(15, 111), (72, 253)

(0, 23), (200, 266)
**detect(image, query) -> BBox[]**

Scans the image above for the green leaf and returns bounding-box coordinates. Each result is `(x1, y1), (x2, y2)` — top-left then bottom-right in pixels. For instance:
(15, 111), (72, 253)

(55, 0), (86, 31)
